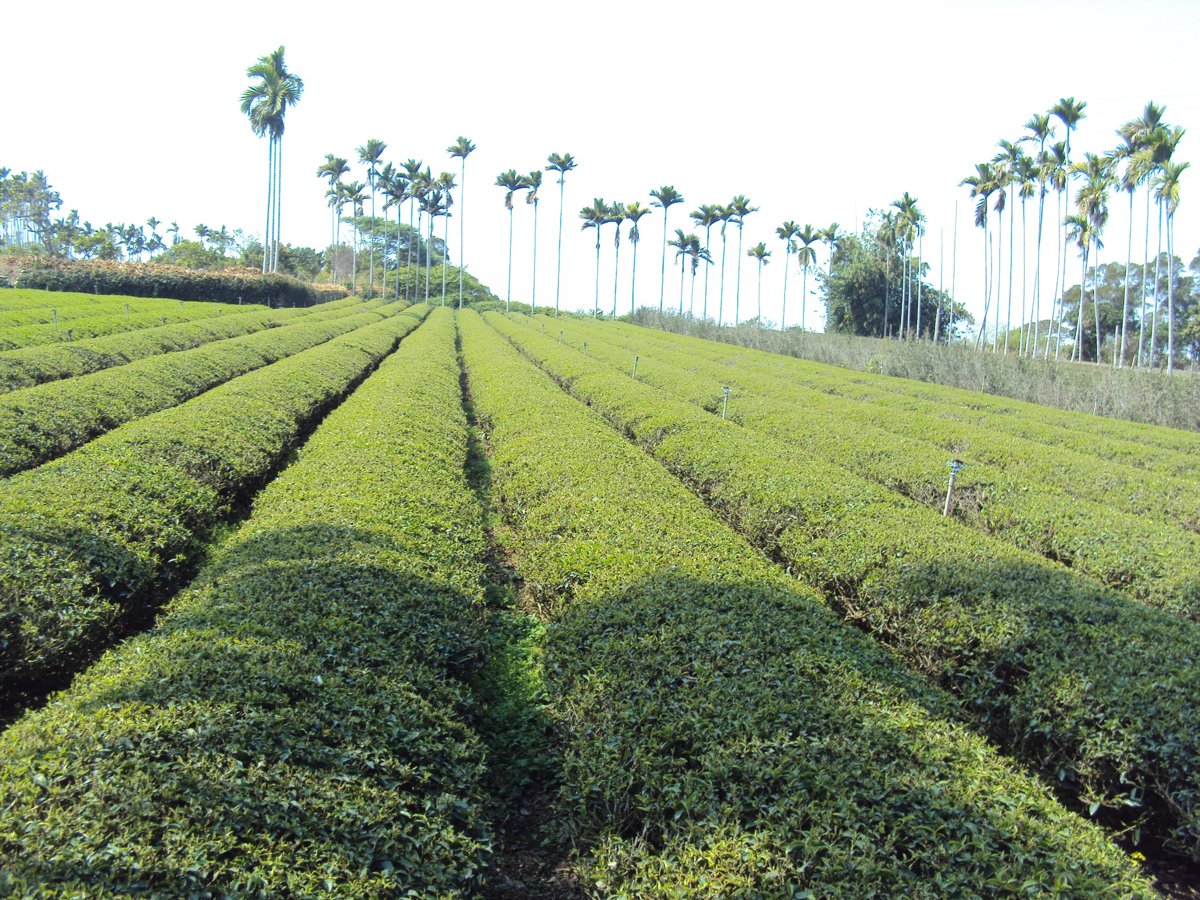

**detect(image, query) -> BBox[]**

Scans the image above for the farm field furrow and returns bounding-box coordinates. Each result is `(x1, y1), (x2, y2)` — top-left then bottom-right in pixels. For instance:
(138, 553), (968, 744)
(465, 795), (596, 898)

(0, 307), (497, 894)
(488, 311), (1200, 865)
(0, 306), (427, 707)
(0, 301), (400, 477)
(543, 316), (1200, 620)
(458, 310), (1152, 896)
(601, 322), (1200, 527)
(0, 300), (246, 349)
(0, 294), (370, 393)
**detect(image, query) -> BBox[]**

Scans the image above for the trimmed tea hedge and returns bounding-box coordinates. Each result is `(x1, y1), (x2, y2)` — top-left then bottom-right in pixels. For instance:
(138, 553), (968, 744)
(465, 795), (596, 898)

(459, 311), (1151, 896)
(490, 311), (1200, 864)
(544, 316), (1200, 619)
(0, 307), (495, 894)
(0, 295), (371, 393)
(0, 303), (394, 476)
(7, 258), (348, 308)
(0, 305), (426, 694)
(0, 301), (244, 350)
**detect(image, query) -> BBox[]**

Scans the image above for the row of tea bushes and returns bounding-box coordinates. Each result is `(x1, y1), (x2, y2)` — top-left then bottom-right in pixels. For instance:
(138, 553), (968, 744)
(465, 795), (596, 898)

(0, 295), (369, 393)
(0, 308), (495, 894)
(0, 302), (395, 476)
(491, 312), (1200, 864)
(458, 311), (1151, 896)
(544, 316), (1200, 620)
(0, 307), (427, 695)
(0, 301), (245, 350)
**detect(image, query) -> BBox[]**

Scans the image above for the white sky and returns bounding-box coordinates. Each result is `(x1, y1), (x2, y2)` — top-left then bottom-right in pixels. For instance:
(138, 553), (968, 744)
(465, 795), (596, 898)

(6, 0), (1198, 333)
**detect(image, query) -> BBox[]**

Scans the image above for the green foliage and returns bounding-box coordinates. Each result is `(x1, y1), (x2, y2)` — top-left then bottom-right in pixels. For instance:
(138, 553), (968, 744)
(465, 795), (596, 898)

(0, 308), (495, 894)
(502, 312), (1200, 863)
(2, 257), (346, 307)
(459, 310), (1152, 894)
(0, 305), (424, 692)
(0, 301), (390, 476)
(0, 296), (245, 349)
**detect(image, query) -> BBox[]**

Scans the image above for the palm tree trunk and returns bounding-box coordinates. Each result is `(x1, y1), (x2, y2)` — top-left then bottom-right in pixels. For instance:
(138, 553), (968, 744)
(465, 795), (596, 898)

(1137, 186), (1151, 366)
(734, 225), (744, 325)
(274, 136), (283, 273)
(1120, 189), (1134, 366)
(593, 230), (601, 317)
(368, 172), (376, 295)
(1093, 248), (1102, 363)
(703, 225), (713, 318)
(262, 138), (273, 273)
(756, 260), (763, 321)
(916, 234), (923, 338)
(612, 233), (620, 318)
(426, 216), (433, 304)
(1151, 199), (1163, 366)
(801, 263), (809, 332)
(506, 207), (514, 310)
(459, 157), (467, 309)
(718, 230), (728, 326)
(659, 214), (669, 313)
(1031, 187), (1046, 357)
(555, 178), (565, 316)
(531, 202), (540, 312)
(781, 246), (791, 330)
(1005, 184), (1015, 353)
(630, 239), (639, 316)
(1019, 194), (1028, 354)
(442, 209), (451, 306)
(1167, 212), (1175, 373)
(690, 263), (698, 316)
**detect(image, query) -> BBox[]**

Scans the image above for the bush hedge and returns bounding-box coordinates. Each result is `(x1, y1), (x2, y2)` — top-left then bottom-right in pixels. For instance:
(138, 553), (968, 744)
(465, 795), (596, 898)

(458, 310), (1152, 895)
(0, 300), (245, 350)
(543, 316), (1200, 620)
(0, 304), (425, 695)
(4, 258), (348, 308)
(0, 302), (394, 476)
(489, 311), (1200, 864)
(0, 307), (496, 894)
(0, 295), (370, 393)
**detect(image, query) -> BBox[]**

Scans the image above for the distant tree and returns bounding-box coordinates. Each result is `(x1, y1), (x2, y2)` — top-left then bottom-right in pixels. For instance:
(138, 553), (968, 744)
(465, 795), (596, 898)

(447, 137), (476, 308)
(691, 204), (722, 319)
(728, 195), (757, 325)
(650, 186), (684, 312)
(747, 241), (771, 321)
(546, 152), (577, 315)
(624, 201), (651, 315)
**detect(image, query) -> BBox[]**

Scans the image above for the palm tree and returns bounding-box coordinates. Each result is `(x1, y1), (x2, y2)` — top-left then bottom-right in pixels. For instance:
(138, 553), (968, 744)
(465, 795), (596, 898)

(357, 138), (387, 296)
(960, 163), (996, 348)
(715, 205), (735, 325)
(667, 228), (692, 315)
(993, 139), (1024, 351)
(691, 205), (722, 319)
(1144, 123), (1184, 367)
(522, 170), (542, 311)
(795, 224), (820, 331)
(728, 195), (757, 325)
(624, 201), (651, 316)
(1065, 213), (1097, 361)
(1156, 160), (1188, 372)
(447, 137), (476, 309)
(378, 164), (399, 292)
(650, 186), (684, 312)
(437, 171), (457, 305)
(1043, 143), (1069, 358)
(317, 154), (349, 253)
(686, 235), (710, 315)
(606, 201), (627, 317)
(1021, 113), (1054, 356)
(1074, 152), (1114, 361)
(421, 189), (448, 304)
(546, 152), (577, 316)
(344, 180), (367, 292)
(748, 242), (771, 321)
(240, 46), (304, 273)
(495, 169), (527, 310)
(822, 223), (841, 282)
(579, 199), (608, 316)
(381, 166), (409, 300)
(1051, 97), (1087, 355)
(1120, 103), (1165, 367)
(776, 221), (799, 329)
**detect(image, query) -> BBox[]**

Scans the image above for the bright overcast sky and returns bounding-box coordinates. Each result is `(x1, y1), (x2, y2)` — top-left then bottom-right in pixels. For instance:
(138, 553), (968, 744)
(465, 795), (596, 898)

(7, 0), (1198, 334)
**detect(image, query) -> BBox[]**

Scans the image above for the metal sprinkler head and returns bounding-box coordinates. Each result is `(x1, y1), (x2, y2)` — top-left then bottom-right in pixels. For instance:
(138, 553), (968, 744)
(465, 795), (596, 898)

(948, 459), (966, 476)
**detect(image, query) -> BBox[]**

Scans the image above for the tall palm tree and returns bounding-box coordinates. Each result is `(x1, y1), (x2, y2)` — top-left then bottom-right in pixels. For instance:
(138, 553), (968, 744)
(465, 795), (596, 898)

(690, 204), (722, 318)
(317, 154), (349, 254)
(993, 139), (1024, 351)
(1144, 123), (1184, 367)
(1156, 159), (1188, 372)
(377, 164), (399, 294)
(606, 201), (627, 317)
(715, 205), (735, 325)
(381, 167), (409, 300)
(960, 163), (996, 348)
(667, 228), (692, 315)
(447, 137), (476, 308)
(400, 159), (425, 301)
(421, 189), (448, 305)
(345, 180), (367, 293)
(522, 170), (542, 311)
(546, 152), (577, 316)
(624, 201), (651, 315)
(1051, 97), (1087, 355)
(795, 224), (821, 331)
(437, 171), (457, 305)
(1120, 103), (1165, 367)
(686, 235), (710, 315)
(1074, 152), (1114, 361)
(650, 186), (684, 313)
(495, 169), (526, 310)
(240, 46), (304, 273)
(822, 223), (841, 282)
(748, 242), (771, 321)
(776, 221), (799, 329)
(357, 138), (387, 295)
(579, 198), (608, 316)
(728, 195), (757, 325)
(1021, 113), (1054, 356)
(1109, 133), (1140, 367)
(1043, 142), (1069, 358)
(1065, 213), (1097, 361)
